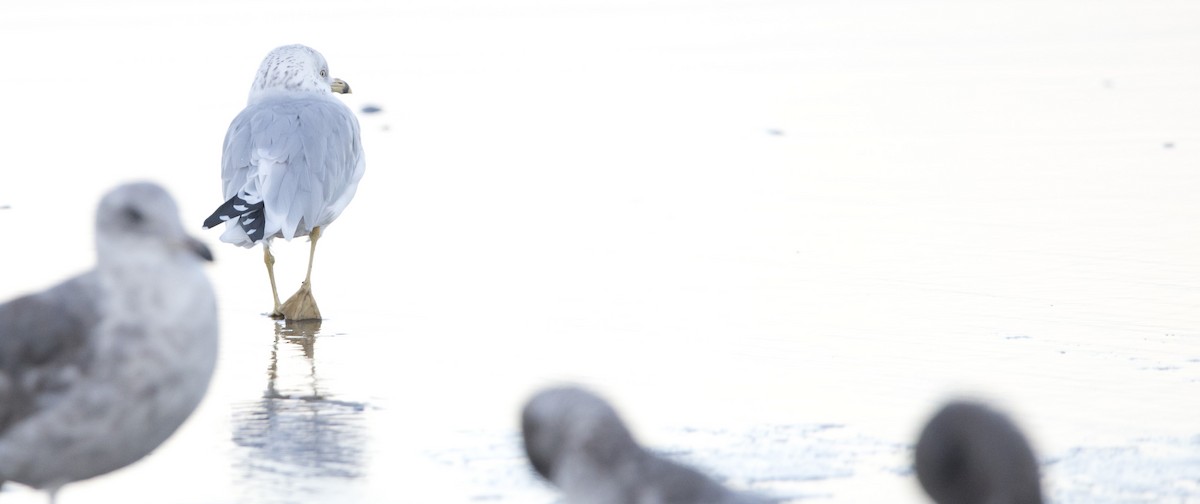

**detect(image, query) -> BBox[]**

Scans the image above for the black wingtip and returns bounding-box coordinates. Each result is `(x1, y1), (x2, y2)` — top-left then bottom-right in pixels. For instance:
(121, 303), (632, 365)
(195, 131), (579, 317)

(251, 225), (265, 242)
(203, 196), (265, 240)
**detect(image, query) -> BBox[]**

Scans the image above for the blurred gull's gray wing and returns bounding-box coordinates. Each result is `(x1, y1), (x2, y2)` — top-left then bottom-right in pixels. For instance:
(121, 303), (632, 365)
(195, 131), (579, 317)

(0, 273), (100, 434)
(217, 98), (364, 243)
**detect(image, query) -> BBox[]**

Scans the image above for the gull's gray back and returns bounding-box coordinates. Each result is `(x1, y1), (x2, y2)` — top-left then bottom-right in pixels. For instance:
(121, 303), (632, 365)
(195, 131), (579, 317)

(221, 96), (364, 242)
(0, 273), (101, 435)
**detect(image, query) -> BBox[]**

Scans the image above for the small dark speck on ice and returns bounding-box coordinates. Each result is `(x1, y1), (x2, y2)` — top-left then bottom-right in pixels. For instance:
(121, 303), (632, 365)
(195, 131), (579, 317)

(361, 104), (383, 114)
(767, 129), (784, 136)
(1163, 142), (1174, 149)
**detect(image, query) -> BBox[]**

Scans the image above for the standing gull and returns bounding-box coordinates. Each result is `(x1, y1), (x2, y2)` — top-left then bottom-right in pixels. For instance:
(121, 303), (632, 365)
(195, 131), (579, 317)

(0, 182), (218, 501)
(915, 400), (1044, 504)
(204, 44), (365, 321)
(521, 386), (768, 504)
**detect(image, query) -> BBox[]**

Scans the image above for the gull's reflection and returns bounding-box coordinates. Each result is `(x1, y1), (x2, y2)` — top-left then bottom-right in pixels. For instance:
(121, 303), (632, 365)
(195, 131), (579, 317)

(231, 320), (368, 497)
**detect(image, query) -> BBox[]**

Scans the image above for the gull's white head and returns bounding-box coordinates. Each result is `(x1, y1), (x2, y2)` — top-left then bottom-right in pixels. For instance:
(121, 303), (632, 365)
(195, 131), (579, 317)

(248, 44), (350, 102)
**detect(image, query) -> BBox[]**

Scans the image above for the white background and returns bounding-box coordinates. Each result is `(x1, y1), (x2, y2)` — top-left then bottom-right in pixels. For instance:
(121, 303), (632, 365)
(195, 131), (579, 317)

(1, 1), (1198, 502)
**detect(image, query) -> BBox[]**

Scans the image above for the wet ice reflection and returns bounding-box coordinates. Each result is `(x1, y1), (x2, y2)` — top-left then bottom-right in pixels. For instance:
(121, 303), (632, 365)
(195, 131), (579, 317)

(230, 320), (369, 501)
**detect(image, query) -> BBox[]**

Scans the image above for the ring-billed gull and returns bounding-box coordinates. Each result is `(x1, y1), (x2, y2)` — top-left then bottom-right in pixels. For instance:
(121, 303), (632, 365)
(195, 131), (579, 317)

(521, 386), (768, 504)
(0, 182), (218, 501)
(203, 44), (365, 321)
(915, 401), (1044, 504)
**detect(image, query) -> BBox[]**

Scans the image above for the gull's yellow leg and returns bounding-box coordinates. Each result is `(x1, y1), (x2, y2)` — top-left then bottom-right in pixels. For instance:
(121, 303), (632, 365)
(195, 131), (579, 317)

(303, 226), (322, 285)
(280, 226), (322, 321)
(264, 244), (284, 318)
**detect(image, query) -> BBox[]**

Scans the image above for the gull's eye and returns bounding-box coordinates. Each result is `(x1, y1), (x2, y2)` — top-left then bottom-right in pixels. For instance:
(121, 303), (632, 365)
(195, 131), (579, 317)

(320, 68), (327, 78)
(124, 205), (145, 225)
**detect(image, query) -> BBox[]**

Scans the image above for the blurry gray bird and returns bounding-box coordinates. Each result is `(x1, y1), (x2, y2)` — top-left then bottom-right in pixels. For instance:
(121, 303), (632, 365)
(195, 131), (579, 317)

(521, 386), (768, 504)
(203, 43), (365, 321)
(915, 401), (1044, 504)
(0, 182), (218, 502)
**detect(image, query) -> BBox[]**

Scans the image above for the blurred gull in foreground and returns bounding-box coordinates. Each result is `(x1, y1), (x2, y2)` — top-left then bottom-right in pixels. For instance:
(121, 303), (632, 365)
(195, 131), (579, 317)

(0, 182), (218, 502)
(521, 386), (768, 504)
(204, 43), (365, 321)
(915, 401), (1044, 504)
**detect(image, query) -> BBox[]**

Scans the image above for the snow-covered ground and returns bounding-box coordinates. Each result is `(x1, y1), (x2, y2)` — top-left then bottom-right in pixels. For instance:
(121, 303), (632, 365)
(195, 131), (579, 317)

(1, 1), (1198, 502)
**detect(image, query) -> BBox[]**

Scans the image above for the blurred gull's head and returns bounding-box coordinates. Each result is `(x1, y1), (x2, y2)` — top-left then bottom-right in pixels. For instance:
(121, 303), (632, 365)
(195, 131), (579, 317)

(915, 400), (1044, 504)
(95, 182), (212, 267)
(522, 386), (641, 482)
(521, 386), (766, 504)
